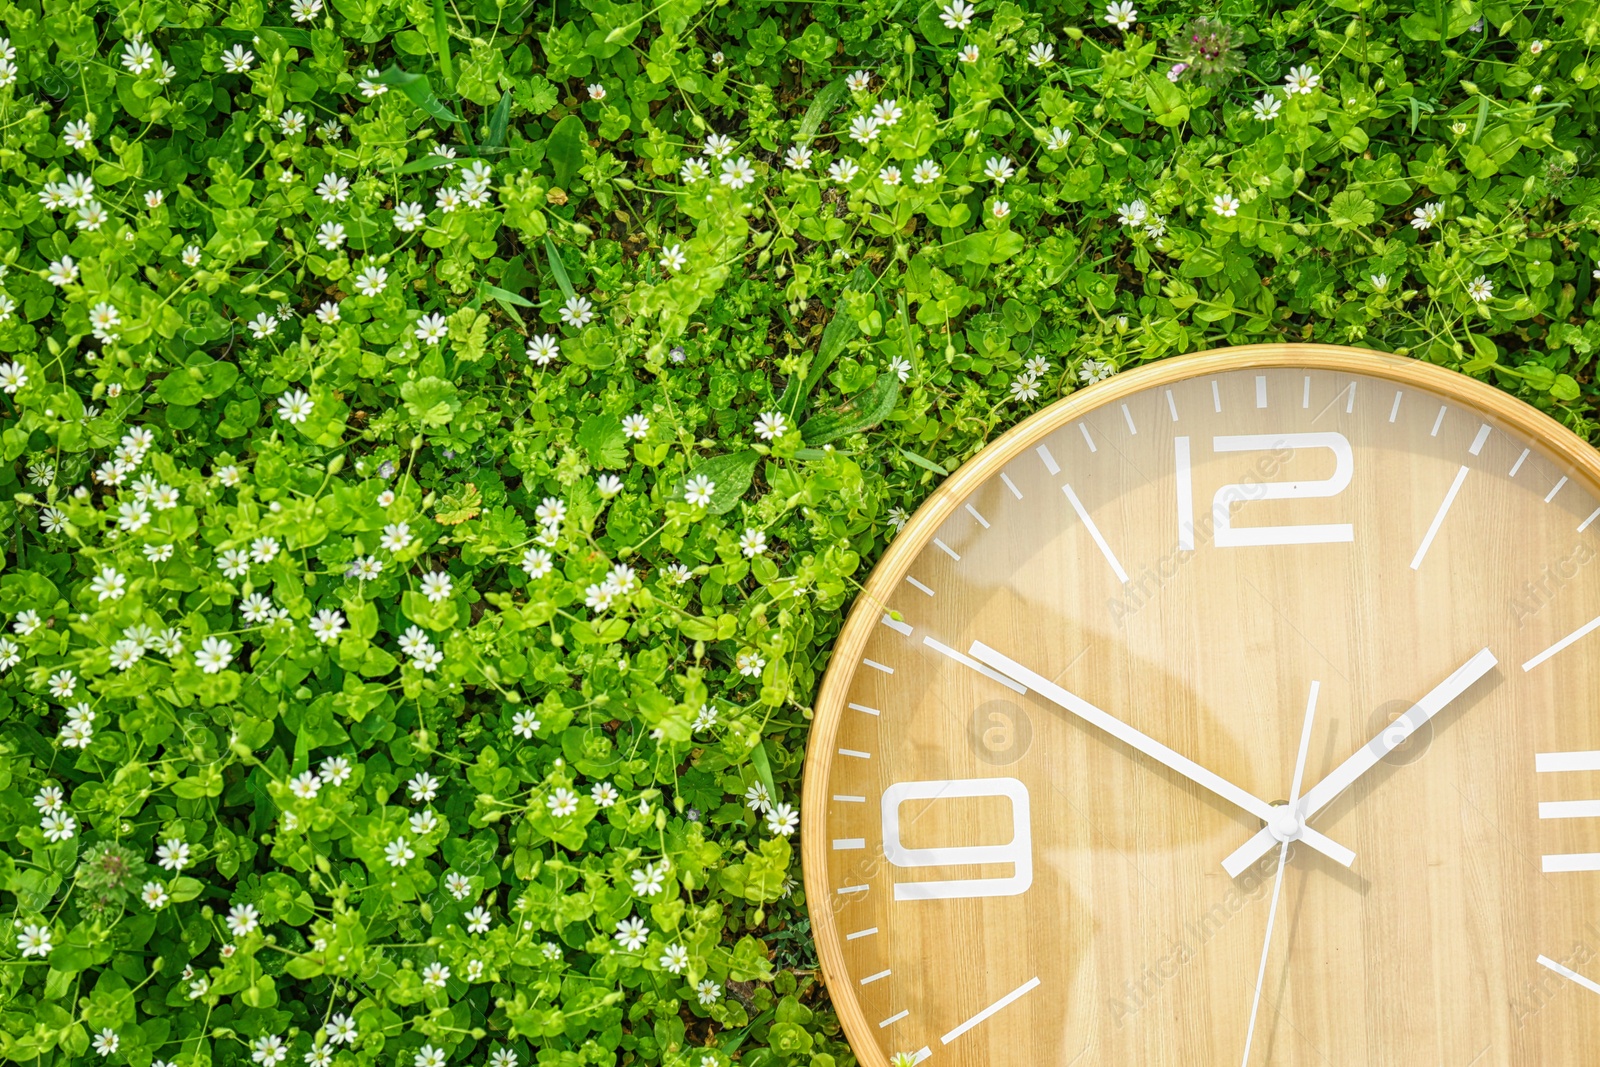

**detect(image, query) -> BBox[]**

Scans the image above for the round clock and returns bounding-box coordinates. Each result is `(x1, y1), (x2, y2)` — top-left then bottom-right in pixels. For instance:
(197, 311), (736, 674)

(801, 345), (1600, 1066)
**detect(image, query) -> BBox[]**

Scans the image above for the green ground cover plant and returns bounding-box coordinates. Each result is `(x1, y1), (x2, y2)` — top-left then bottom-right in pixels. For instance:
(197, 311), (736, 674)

(1, 0), (1598, 1064)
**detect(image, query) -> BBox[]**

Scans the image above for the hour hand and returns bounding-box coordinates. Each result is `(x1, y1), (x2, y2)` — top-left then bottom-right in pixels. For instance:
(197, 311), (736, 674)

(967, 641), (1356, 869)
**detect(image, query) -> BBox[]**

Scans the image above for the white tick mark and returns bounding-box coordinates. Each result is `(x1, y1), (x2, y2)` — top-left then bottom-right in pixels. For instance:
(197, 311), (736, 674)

(1431, 404), (1447, 436)
(1525, 618), (1600, 672)
(1545, 476), (1568, 503)
(1537, 955), (1600, 996)
(1509, 448), (1530, 477)
(1580, 506), (1600, 533)
(862, 659), (893, 674)
(879, 1010), (910, 1028)
(1166, 389), (1179, 421)
(1211, 380), (1222, 413)
(1344, 382), (1357, 413)
(1121, 403), (1137, 434)
(832, 795), (867, 803)
(1062, 483), (1129, 583)
(848, 702), (881, 716)
(933, 538), (960, 561)
(833, 839), (866, 850)
(845, 927), (878, 939)
(905, 576), (935, 597)
(1389, 390), (1403, 423)
(836, 884), (869, 895)
(1255, 375), (1268, 409)
(1469, 423), (1492, 456)
(1302, 375), (1311, 409)
(880, 613), (912, 637)
(965, 503), (990, 528)
(1036, 444), (1059, 475)
(1079, 423), (1096, 452)
(999, 473), (1022, 499)
(838, 748), (872, 759)
(941, 978), (1042, 1046)
(860, 969), (892, 985)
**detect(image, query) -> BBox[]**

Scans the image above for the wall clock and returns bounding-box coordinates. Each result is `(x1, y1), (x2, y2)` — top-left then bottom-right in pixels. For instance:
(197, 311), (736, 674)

(801, 344), (1600, 1066)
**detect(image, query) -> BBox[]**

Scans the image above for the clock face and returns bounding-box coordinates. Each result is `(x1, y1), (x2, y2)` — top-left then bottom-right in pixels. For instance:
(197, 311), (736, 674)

(802, 348), (1600, 1066)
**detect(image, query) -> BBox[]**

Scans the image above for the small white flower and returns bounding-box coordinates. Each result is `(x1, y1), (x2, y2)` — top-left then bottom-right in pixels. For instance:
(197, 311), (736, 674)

(315, 221), (346, 250)
(1283, 64), (1321, 95)
(848, 115), (881, 145)
(872, 98), (903, 127)
(221, 44), (255, 73)
(703, 133), (735, 159)
(622, 413), (650, 440)
(1529, 39), (1545, 55)
(354, 264), (388, 297)
(248, 313), (279, 339)
(195, 635), (234, 674)
(1104, 0), (1137, 29)
(614, 916), (650, 950)
(277, 389), (314, 424)
(1009, 374), (1040, 403)
(911, 160), (942, 185)
(560, 295), (595, 327)
(753, 411), (789, 440)
(784, 145), (813, 171)
(385, 836), (416, 867)
(958, 44), (979, 63)
(828, 158), (860, 184)
(846, 69), (872, 92)
(420, 571), (454, 603)
(1028, 42), (1055, 67)
(597, 474), (623, 498)
(879, 165), (902, 186)
(91, 566), (127, 601)
(520, 548), (553, 579)
(123, 38), (158, 75)
(1410, 201), (1444, 231)
(511, 708), (542, 738)
(1117, 199), (1148, 227)
(592, 781), (620, 807)
(547, 788), (579, 817)
(183, 245), (203, 268)
(659, 244), (687, 271)
(679, 157), (710, 183)
(17, 924), (52, 958)
(226, 903), (260, 937)
(145, 189), (165, 208)
(983, 156), (1015, 184)
(1370, 273), (1390, 292)
(720, 156), (756, 189)
(697, 980), (722, 1005)
(393, 201), (426, 232)
(93, 1030), (120, 1057)
(1252, 95), (1283, 121)
(466, 906), (493, 933)
(739, 528), (767, 557)
(1467, 275), (1494, 303)
(0, 361), (27, 394)
(940, 0), (975, 30)
(315, 172), (350, 203)
(588, 83), (606, 100)
(527, 334), (561, 365)
(41, 812), (77, 841)
(252, 1036), (287, 1067)
(991, 199), (1011, 219)
(1079, 358), (1116, 383)
(631, 861), (668, 897)
(46, 255), (79, 287)
(1211, 192), (1240, 217)
(1044, 126), (1072, 151)
(659, 943), (690, 973)
(420, 963), (450, 989)
(736, 649), (766, 677)
(766, 801), (799, 836)
(414, 312), (449, 345)
(684, 474), (716, 506)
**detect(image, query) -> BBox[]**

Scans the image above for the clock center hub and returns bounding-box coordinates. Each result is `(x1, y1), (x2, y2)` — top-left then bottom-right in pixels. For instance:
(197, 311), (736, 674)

(1268, 805), (1305, 843)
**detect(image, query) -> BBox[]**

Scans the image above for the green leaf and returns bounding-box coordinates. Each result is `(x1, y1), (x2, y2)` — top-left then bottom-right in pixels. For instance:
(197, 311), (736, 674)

(376, 65), (462, 124)
(1327, 189), (1377, 230)
(485, 89), (512, 150)
(576, 415), (628, 468)
(546, 114), (587, 187)
(899, 448), (949, 476)
(673, 451), (760, 515)
(800, 371), (901, 446)
(481, 282), (534, 307)
(543, 234), (576, 303)
(794, 77), (849, 143)
(778, 267), (875, 422)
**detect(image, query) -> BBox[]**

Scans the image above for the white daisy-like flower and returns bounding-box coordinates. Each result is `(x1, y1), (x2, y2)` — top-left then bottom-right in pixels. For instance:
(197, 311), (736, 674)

(940, 0), (975, 30)
(17, 923), (53, 957)
(248, 313), (278, 339)
(679, 157), (710, 183)
(520, 548), (553, 579)
(614, 916), (650, 950)
(252, 1036), (286, 1067)
(753, 411), (789, 440)
(848, 115), (881, 145)
(560, 295), (595, 327)
(597, 474), (623, 498)
(547, 788), (579, 817)
(991, 200), (1010, 219)
(310, 609), (345, 643)
(144, 189), (164, 208)
(784, 144), (813, 171)
(1028, 42), (1055, 66)
(320, 756), (352, 786)
(414, 312), (449, 345)
(879, 165), (902, 186)
(1211, 192), (1240, 217)
(91, 566), (127, 601)
(622, 413), (650, 440)
(315, 172), (350, 203)
(122, 38), (157, 75)
(720, 156), (756, 189)
(958, 44), (979, 63)
(289, 771), (321, 800)
(277, 389), (314, 424)
(1410, 201), (1444, 231)
(93, 1030), (119, 1057)
(984, 156), (1015, 184)
(1283, 64), (1321, 95)
(1467, 275), (1494, 303)
(1079, 358), (1116, 383)
(221, 44), (255, 72)
(828, 158), (860, 184)
(526, 334), (561, 365)
(0, 361), (26, 394)
(911, 160), (942, 185)
(659, 943), (690, 973)
(766, 801), (799, 836)
(592, 781), (620, 807)
(659, 244), (687, 271)
(511, 708), (541, 739)
(41, 811), (77, 841)
(420, 571), (454, 603)
(697, 980), (722, 1006)
(354, 264), (388, 296)
(290, 0), (323, 20)
(587, 83), (606, 101)
(46, 255), (79, 286)
(315, 221), (346, 249)
(385, 836), (415, 867)
(226, 903), (260, 937)
(703, 133), (735, 159)
(684, 474), (716, 506)
(737, 649), (766, 677)
(1252, 95), (1283, 121)
(739, 528), (767, 557)
(393, 201), (426, 231)
(1104, 1), (1137, 30)
(846, 69), (872, 92)
(195, 635), (234, 674)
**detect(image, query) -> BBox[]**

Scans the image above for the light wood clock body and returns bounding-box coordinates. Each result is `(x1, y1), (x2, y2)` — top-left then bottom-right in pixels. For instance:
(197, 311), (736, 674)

(802, 346), (1600, 1067)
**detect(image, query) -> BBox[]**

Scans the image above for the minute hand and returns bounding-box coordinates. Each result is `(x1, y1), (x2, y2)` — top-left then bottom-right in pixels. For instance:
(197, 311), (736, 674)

(968, 641), (1356, 869)
(1222, 647), (1499, 878)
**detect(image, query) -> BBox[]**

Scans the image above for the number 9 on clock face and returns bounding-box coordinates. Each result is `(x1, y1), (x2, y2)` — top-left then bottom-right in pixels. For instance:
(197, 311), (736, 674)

(803, 348), (1600, 1067)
